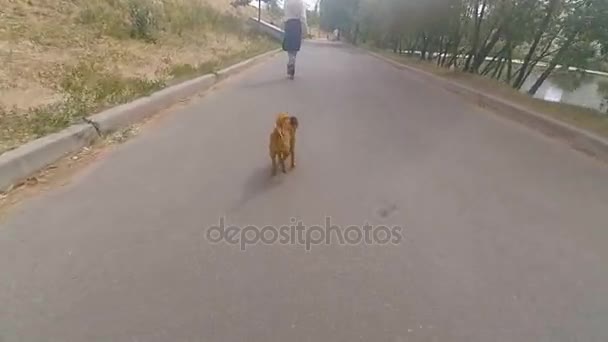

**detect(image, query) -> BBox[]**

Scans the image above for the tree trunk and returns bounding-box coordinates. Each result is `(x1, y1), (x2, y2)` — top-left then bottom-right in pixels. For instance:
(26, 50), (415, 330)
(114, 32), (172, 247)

(527, 63), (556, 95)
(522, 60), (539, 85)
(491, 55), (505, 78)
(521, 33), (560, 84)
(464, 0), (488, 72)
(527, 32), (577, 95)
(436, 37), (444, 65)
(481, 44), (508, 75)
(463, 53), (474, 71)
(506, 39), (513, 83)
(420, 33), (429, 60)
(471, 27), (503, 73)
(447, 54), (458, 68)
(482, 57), (499, 76)
(444, 19), (462, 68)
(446, 34), (462, 68)
(440, 43), (450, 66)
(495, 59), (506, 80)
(448, 48), (465, 68)
(513, 0), (559, 89)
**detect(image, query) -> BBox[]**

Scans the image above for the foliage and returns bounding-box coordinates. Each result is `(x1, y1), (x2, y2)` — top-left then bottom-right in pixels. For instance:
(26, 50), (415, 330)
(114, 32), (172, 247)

(321, 0), (608, 92)
(128, 0), (159, 42)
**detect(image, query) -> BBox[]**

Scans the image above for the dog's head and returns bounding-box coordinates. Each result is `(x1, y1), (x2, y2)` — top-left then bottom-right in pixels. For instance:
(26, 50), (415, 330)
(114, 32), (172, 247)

(276, 113), (298, 129)
(274, 113), (292, 149)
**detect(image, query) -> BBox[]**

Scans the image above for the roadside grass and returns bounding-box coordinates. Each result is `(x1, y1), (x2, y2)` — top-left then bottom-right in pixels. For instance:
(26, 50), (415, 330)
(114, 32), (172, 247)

(1, 61), (166, 153)
(165, 38), (277, 82)
(373, 49), (608, 139)
(0, 0), (277, 154)
(0, 36), (276, 154)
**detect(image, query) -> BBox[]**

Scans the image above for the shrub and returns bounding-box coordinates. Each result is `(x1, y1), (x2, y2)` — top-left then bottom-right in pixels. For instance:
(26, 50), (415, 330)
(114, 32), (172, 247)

(128, 0), (158, 42)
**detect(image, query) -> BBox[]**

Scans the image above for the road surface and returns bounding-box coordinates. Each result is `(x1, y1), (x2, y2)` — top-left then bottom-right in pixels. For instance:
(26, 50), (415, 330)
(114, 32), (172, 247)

(1, 42), (608, 342)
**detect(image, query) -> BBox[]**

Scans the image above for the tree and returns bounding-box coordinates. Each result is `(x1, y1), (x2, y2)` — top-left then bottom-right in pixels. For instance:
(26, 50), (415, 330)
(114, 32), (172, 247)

(321, 0), (363, 43)
(528, 0), (608, 95)
(332, 0), (607, 96)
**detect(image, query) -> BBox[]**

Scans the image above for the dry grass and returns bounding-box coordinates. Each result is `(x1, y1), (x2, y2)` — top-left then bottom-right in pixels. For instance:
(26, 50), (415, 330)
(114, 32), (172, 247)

(376, 51), (608, 139)
(0, 0), (277, 154)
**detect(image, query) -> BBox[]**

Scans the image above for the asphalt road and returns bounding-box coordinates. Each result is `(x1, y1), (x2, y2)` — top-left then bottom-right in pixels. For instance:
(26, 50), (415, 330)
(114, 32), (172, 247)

(1, 42), (608, 342)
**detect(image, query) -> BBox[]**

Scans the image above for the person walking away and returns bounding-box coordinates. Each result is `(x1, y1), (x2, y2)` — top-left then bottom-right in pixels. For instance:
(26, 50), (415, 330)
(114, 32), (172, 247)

(283, 0), (308, 79)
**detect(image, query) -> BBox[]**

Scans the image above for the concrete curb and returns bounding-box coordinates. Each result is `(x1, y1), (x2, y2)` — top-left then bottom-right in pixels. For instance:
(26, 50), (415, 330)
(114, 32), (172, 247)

(0, 124), (97, 191)
(89, 74), (217, 134)
(368, 51), (608, 163)
(0, 48), (280, 192)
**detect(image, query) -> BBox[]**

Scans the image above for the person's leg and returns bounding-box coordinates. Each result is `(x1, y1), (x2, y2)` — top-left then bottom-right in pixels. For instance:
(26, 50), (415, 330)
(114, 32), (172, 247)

(286, 51), (292, 78)
(287, 51), (297, 78)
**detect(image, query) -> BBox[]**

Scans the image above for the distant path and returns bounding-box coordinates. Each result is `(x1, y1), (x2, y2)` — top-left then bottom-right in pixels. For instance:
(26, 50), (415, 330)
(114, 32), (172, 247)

(1, 42), (608, 342)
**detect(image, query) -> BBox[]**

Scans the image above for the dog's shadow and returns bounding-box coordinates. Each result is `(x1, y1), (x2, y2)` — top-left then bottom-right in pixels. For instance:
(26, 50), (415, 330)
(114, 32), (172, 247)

(229, 166), (284, 213)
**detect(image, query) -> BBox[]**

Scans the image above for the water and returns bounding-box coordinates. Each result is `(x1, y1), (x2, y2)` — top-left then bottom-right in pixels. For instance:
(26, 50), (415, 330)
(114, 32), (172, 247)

(521, 71), (608, 114)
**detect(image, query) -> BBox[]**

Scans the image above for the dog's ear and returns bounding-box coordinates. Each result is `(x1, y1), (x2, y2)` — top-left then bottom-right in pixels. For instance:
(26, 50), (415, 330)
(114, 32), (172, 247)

(277, 113), (289, 126)
(289, 116), (299, 128)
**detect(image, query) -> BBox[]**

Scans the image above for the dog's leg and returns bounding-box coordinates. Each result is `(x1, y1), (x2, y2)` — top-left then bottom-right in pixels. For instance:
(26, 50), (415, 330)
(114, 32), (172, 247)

(271, 154), (277, 176)
(280, 154), (287, 173)
(290, 138), (296, 169)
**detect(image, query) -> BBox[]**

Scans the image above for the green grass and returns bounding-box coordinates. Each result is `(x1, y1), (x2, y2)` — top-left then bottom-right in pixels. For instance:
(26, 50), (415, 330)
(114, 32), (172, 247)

(374, 49), (608, 139)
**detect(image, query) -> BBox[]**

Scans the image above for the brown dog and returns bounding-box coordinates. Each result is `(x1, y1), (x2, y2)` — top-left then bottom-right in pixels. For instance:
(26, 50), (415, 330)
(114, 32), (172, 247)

(269, 113), (299, 175)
